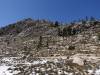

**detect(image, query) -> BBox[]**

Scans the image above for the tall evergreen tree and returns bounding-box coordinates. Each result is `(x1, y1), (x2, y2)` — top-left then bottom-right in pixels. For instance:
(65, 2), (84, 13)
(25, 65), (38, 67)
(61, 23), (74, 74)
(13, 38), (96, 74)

(55, 21), (59, 27)
(37, 36), (42, 49)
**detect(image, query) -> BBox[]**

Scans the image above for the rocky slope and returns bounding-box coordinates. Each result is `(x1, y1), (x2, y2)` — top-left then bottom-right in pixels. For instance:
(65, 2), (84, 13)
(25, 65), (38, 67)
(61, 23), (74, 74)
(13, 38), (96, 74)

(0, 18), (100, 75)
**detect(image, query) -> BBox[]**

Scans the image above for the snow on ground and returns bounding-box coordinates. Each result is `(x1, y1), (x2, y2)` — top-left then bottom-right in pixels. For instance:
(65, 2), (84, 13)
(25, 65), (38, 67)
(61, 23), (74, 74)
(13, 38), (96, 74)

(87, 69), (100, 75)
(0, 65), (20, 75)
(0, 56), (100, 75)
(95, 69), (100, 75)
(88, 69), (94, 75)
(32, 59), (47, 65)
(0, 65), (11, 75)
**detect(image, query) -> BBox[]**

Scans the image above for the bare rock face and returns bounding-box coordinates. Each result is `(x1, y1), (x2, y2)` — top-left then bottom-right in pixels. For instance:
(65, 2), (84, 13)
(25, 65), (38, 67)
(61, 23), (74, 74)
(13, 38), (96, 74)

(72, 56), (84, 66)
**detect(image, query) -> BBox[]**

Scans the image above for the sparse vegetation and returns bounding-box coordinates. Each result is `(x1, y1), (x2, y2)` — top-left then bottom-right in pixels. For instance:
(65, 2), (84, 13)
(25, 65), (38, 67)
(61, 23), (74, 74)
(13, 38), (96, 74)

(0, 18), (100, 75)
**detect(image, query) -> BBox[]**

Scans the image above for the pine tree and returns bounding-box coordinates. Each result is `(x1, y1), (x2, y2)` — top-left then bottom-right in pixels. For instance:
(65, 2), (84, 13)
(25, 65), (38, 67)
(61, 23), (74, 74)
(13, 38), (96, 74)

(37, 36), (42, 49)
(90, 16), (96, 21)
(55, 21), (59, 27)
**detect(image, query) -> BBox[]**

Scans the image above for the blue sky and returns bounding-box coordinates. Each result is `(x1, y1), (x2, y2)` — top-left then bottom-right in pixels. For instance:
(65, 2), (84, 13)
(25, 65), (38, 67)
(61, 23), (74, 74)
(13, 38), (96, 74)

(0, 0), (100, 26)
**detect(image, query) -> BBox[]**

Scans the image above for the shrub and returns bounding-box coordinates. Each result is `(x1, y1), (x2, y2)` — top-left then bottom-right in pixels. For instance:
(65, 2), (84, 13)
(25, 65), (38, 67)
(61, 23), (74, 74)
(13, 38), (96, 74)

(68, 45), (75, 50)
(98, 33), (100, 41)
